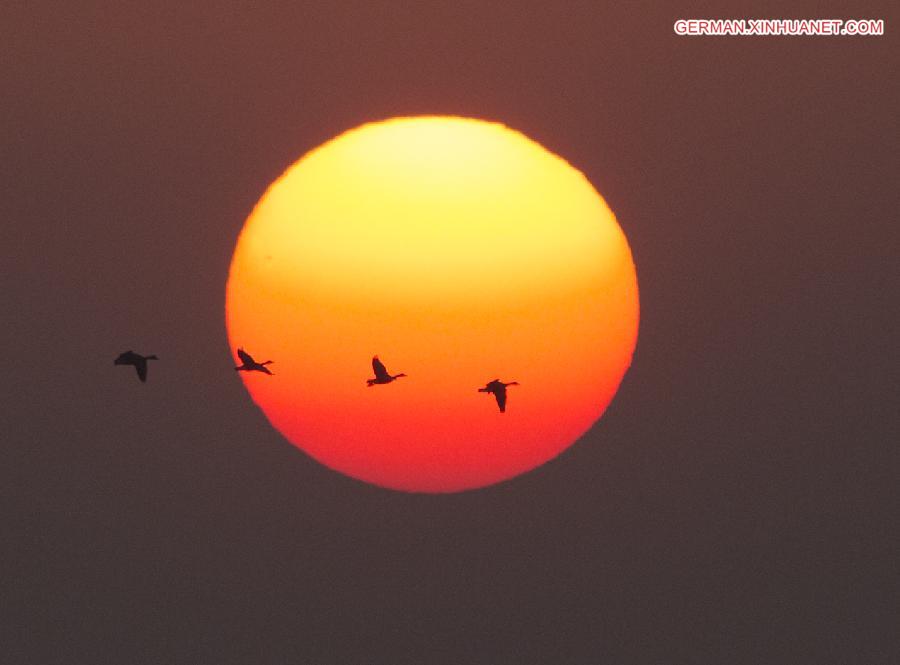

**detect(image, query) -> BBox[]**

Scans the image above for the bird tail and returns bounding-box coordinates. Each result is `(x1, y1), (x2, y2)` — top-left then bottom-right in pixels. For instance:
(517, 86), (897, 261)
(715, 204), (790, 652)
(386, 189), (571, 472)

(366, 379), (376, 387)
(478, 387), (488, 393)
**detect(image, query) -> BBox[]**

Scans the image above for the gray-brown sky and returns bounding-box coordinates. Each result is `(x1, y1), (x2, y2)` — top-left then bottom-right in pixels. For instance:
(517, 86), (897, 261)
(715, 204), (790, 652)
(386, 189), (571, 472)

(3, 2), (897, 663)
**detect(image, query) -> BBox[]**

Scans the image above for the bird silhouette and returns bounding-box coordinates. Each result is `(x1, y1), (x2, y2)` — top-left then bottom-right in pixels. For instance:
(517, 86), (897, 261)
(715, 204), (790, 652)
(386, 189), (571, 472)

(235, 348), (274, 375)
(478, 379), (519, 413)
(367, 356), (406, 386)
(114, 350), (158, 383)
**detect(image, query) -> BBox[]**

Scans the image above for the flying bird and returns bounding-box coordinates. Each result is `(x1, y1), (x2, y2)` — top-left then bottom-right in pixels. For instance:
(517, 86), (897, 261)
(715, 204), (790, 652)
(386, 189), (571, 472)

(235, 347), (274, 375)
(478, 379), (519, 413)
(367, 356), (406, 386)
(114, 350), (158, 383)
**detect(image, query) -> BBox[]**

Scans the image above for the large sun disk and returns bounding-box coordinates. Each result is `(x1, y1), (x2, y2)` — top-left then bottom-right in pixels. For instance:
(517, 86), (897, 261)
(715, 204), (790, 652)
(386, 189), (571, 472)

(226, 116), (638, 492)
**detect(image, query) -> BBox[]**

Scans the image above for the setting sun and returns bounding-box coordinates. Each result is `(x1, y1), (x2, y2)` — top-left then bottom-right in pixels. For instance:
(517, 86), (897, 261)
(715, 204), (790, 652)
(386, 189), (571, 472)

(225, 116), (638, 492)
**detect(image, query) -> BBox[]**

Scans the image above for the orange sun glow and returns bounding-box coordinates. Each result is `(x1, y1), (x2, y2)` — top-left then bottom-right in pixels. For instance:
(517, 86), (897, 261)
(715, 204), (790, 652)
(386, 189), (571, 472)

(225, 116), (638, 492)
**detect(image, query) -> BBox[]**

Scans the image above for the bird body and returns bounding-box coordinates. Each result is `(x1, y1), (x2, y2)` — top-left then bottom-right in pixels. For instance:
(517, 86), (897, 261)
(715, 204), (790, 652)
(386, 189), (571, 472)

(367, 356), (406, 386)
(478, 379), (519, 413)
(114, 350), (158, 383)
(235, 347), (274, 375)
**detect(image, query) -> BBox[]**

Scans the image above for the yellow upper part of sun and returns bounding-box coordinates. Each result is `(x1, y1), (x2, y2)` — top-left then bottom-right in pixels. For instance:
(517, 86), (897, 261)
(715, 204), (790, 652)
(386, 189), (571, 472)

(230, 116), (629, 309)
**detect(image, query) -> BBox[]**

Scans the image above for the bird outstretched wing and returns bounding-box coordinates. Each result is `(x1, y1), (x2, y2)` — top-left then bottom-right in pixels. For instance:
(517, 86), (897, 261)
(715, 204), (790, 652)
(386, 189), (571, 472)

(494, 387), (507, 413)
(115, 351), (134, 365)
(135, 358), (148, 382)
(237, 348), (254, 365)
(372, 356), (390, 381)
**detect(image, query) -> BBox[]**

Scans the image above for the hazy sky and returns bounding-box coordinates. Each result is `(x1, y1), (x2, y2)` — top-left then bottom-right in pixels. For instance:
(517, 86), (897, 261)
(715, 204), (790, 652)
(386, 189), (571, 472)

(4, 2), (896, 663)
